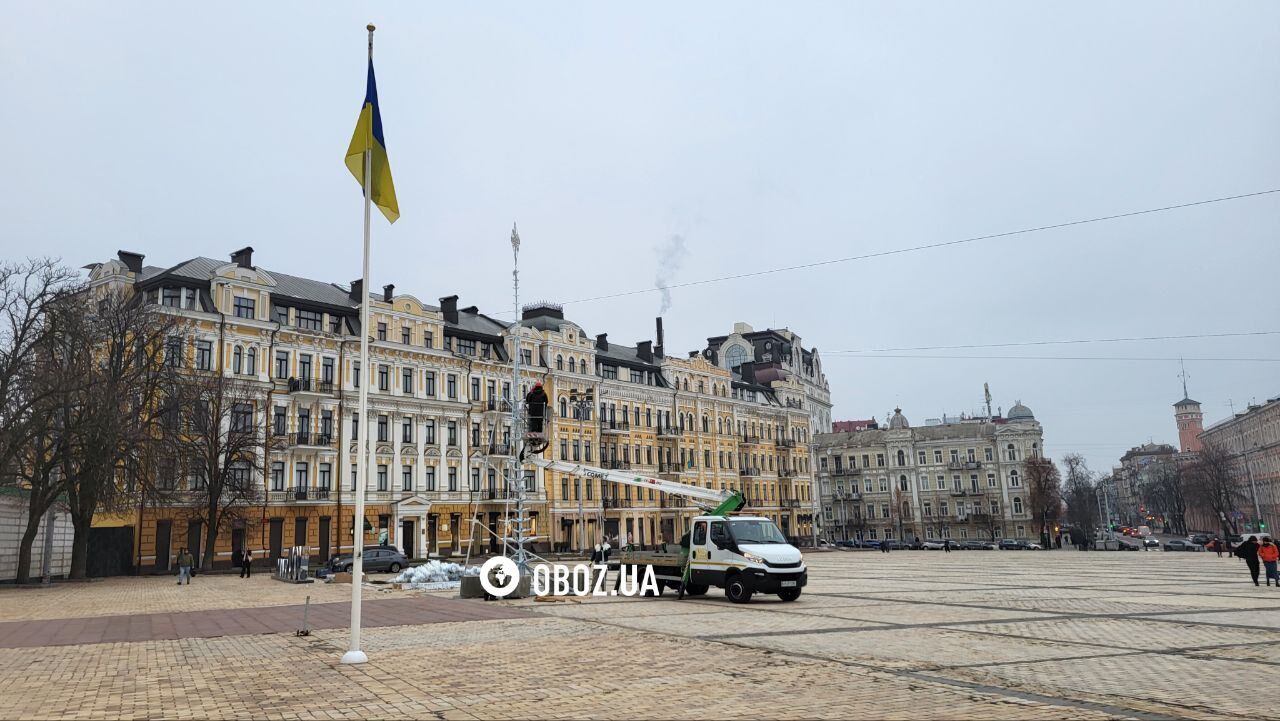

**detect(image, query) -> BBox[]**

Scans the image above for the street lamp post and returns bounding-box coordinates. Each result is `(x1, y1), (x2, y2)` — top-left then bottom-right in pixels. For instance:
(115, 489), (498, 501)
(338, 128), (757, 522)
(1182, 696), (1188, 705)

(569, 387), (596, 554)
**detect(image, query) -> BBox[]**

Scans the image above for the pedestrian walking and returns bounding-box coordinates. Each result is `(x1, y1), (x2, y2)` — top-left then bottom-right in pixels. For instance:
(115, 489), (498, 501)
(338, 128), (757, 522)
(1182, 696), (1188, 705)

(1213, 537), (1224, 558)
(176, 547), (194, 585)
(1235, 536), (1261, 586)
(239, 548), (253, 578)
(944, 540), (951, 553)
(1259, 536), (1280, 587)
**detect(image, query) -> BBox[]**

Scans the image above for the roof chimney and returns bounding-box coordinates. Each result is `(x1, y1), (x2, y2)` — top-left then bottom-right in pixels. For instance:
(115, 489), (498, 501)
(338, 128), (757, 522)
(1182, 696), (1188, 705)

(230, 246), (254, 269)
(595, 333), (609, 351)
(636, 341), (652, 362)
(440, 295), (459, 324)
(117, 250), (144, 274)
(655, 317), (665, 358)
(383, 284), (394, 302)
(348, 279), (363, 302)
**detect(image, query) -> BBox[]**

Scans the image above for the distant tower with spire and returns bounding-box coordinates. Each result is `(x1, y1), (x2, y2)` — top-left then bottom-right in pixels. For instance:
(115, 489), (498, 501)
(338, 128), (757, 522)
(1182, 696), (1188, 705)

(1173, 359), (1204, 453)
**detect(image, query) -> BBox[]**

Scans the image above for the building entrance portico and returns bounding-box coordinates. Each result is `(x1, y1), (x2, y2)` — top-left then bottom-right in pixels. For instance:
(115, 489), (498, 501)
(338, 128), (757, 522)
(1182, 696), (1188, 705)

(395, 495), (433, 560)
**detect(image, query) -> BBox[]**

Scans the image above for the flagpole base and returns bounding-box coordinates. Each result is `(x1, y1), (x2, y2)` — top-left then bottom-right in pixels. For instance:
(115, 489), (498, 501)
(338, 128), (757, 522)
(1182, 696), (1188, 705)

(340, 650), (369, 665)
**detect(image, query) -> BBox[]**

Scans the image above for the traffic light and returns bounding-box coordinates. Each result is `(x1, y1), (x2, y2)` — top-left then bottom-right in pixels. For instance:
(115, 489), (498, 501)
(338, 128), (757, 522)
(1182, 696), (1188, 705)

(1261, 520), (1268, 532)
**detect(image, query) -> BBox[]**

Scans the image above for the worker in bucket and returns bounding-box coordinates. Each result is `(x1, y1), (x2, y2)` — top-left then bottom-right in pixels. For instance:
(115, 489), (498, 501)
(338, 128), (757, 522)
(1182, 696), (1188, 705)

(525, 381), (548, 435)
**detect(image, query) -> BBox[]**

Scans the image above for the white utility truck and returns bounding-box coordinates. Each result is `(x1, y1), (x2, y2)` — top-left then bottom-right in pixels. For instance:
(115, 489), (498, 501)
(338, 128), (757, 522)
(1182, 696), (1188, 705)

(527, 458), (808, 603)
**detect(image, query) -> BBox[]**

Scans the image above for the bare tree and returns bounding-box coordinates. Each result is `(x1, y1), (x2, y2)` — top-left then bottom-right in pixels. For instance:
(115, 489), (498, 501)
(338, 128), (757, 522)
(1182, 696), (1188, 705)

(1024, 456), (1062, 547)
(1187, 441), (1243, 537)
(0, 260), (82, 582)
(1138, 461), (1188, 536)
(51, 287), (179, 578)
(154, 369), (271, 571)
(1061, 453), (1100, 547)
(0, 259), (79, 479)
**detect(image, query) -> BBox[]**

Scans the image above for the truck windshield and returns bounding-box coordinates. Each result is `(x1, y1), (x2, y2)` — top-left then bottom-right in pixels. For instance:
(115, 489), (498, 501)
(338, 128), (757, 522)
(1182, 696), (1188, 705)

(728, 519), (788, 544)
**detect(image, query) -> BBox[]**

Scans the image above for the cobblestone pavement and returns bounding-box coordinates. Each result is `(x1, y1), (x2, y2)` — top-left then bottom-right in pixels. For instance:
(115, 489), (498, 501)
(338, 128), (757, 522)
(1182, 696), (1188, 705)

(1, 550), (1275, 719)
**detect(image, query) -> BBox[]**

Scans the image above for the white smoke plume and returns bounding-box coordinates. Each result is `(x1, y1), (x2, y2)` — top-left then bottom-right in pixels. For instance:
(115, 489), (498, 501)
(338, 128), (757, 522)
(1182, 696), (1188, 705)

(654, 234), (688, 314)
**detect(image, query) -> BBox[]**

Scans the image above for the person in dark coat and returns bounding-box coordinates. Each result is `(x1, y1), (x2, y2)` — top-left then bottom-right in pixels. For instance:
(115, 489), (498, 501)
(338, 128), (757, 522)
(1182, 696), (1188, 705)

(525, 381), (548, 434)
(1235, 537), (1261, 586)
(239, 548), (253, 578)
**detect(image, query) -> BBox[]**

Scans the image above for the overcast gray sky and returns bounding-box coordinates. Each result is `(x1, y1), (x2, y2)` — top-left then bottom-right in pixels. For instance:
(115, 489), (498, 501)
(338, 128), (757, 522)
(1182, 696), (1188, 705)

(3, 2), (1277, 473)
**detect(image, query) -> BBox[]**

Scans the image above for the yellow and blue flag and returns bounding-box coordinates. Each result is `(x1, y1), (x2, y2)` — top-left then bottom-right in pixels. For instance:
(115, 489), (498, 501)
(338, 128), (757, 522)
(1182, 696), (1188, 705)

(345, 59), (399, 223)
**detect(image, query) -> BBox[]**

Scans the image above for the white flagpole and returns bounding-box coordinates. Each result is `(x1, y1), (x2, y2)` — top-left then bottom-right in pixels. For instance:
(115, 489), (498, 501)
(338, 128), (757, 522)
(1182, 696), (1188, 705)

(341, 23), (376, 666)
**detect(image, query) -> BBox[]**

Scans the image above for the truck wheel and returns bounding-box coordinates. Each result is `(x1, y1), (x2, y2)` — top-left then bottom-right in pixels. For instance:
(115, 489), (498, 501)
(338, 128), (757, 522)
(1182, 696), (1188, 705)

(725, 575), (753, 604)
(683, 584), (708, 597)
(778, 588), (801, 602)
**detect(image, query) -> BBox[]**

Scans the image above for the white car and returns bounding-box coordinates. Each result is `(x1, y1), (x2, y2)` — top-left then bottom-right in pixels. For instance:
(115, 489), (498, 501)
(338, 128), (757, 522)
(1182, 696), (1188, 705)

(921, 539), (948, 550)
(1025, 542), (1044, 550)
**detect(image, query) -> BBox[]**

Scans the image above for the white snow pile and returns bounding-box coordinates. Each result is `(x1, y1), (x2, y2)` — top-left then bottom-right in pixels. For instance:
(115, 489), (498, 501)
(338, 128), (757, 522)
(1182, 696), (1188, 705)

(392, 560), (475, 586)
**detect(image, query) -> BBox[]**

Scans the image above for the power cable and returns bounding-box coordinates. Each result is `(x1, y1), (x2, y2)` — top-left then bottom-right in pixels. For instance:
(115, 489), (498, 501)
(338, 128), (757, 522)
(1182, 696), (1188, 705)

(823, 330), (1280, 354)
(822, 354), (1280, 363)
(561, 188), (1280, 305)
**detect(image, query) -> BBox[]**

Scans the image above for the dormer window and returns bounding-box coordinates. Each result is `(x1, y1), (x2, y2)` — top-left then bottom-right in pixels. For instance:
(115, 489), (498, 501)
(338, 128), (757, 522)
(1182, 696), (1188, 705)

(233, 296), (256, 319)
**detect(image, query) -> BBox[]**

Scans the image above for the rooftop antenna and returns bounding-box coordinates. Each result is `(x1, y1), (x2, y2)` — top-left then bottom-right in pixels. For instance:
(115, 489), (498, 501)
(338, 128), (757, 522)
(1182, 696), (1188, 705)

(1178, 358), (1190, 399)
(983, 382), (992, 419)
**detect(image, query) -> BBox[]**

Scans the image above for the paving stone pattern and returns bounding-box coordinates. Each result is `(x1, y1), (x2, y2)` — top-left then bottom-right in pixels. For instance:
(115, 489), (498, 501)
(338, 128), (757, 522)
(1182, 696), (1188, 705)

(0, 550), (1275, 719)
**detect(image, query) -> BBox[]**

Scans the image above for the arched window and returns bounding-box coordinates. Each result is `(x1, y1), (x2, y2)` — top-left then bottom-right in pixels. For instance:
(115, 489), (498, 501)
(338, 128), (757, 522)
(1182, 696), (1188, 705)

(556, 355), (563, 370)
(702, 416), (709, 433)
(245, 347), (257, 375)
(725, 345), (747, 369)
(232, 346), (243, 374)
(683, 378), (689, 391)
(1006, 443), (1017, 461)
(1009, 470), (1021, 487)
(559, 397), (568, 418)
(568, 357), (576, 373)
(899, 475), (909, 492)
(902, 501), (911, 517)
(896, 450), (906, 467)
(717, 418), (723, 435)
(1031, 442), (1039, 458)
(1012, 497), (1024, 515)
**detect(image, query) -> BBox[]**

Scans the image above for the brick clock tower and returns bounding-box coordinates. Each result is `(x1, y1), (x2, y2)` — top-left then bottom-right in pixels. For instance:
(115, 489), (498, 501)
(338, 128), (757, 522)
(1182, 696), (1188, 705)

(1173, 365), (1204, 453)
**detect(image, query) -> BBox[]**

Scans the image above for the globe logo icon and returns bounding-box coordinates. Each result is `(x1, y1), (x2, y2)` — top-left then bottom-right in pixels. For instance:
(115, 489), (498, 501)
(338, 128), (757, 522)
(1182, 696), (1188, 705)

(479, 556), (520, 598)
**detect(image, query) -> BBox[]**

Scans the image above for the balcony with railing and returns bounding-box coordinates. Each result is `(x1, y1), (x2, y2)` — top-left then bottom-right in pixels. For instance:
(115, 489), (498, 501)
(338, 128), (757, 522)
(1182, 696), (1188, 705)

(602, 497), (634, 510)
(831, 490), (862, 502)
(739, 467), (761, 477)
(657, 425), (682, 438)
(487, 443), (513, 456)
(783, 499), (802, 508)
(479, 398), (512, 414)
(832, 466), (861, 476)
(481, 488), (509, 501)
(777, 437), (797, 448)
(658, 462), (681, 477)
(779, 468), (797, 478)
(290, 432), (335, 448)
(600, 419), (631, 434)
(741, 434), (762, 445)
(948, 460), (982, 471)
(286, 377), (335, 395)
(270, 486), (333, 503)
(601, 459), (632, 471)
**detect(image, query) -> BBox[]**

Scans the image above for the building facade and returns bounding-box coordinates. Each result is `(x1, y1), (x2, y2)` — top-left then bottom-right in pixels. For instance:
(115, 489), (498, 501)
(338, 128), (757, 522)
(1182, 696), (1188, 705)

(85, 249), (822, 571)
(1108, 443), (1177, 527)
(814, 403), (1044, 542)
(1199, 395), (1280, 532)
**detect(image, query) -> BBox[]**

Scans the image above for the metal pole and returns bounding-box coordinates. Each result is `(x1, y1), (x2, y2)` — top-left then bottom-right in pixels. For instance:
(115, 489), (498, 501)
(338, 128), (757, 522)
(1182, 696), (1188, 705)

(576, 391), (585, 554)
(341, 23), (375, 667)
(509, 225), (529, 575)
(1234, 421), (1265, 531)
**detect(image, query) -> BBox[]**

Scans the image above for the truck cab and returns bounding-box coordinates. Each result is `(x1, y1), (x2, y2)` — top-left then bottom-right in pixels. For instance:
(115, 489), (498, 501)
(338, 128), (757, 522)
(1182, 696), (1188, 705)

(687, 515), (807, 603)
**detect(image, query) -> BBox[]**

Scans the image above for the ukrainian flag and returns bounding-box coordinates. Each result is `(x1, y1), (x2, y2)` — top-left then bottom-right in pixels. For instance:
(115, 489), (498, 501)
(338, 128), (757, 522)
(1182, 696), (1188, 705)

(345, 59), (399, 223)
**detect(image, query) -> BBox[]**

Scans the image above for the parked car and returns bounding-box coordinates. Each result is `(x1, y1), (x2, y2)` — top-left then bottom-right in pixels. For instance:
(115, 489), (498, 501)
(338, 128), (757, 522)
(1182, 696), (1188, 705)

(921, 539), (948, 550)
(834, 539), (860, 548)
(998, 539), (1030, 550)
(959, 540), (997, 550)
(1164, 539), (1205, 552)
(1025, 541), (1044, 550)
(882, 539), (903, 550)
(1187, 533), (1212, 545)
(1115, 538), (1141, 551)
(1142, 537), (1160, 548)
(329, 545), (409, 573)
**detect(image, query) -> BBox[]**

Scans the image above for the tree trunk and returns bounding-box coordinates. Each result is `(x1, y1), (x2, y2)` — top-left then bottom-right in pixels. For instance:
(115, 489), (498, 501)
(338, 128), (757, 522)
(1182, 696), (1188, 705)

(14, 514), (42, 584)
(68, 510), (93, 579)
(202, 514), (219, 571)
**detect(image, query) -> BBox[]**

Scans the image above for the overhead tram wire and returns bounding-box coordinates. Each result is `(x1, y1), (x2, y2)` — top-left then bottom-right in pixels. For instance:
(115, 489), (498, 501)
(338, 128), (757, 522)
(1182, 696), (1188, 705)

(560, 188), (1280, 305)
